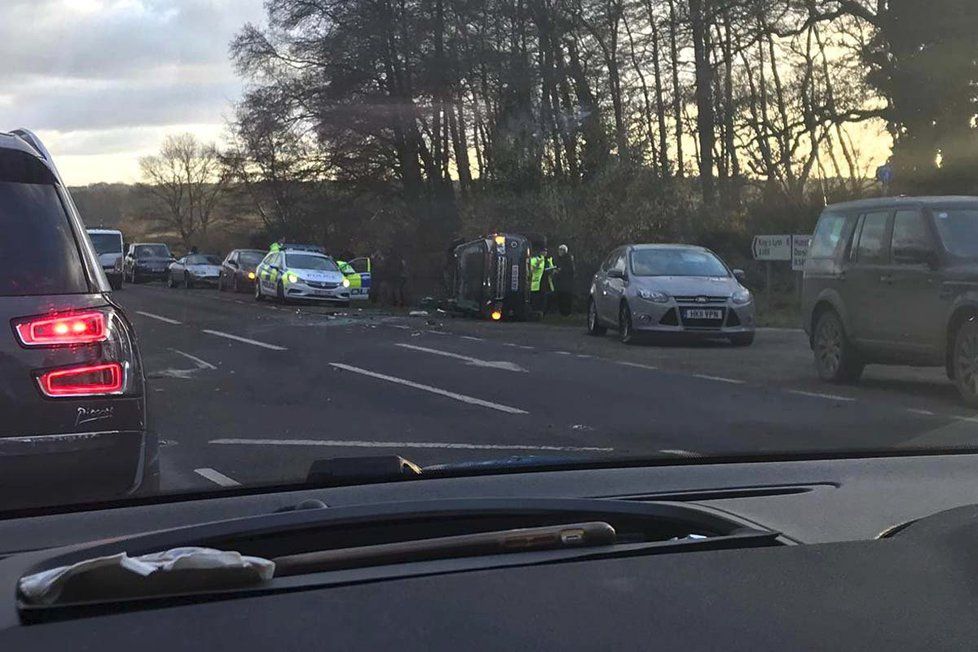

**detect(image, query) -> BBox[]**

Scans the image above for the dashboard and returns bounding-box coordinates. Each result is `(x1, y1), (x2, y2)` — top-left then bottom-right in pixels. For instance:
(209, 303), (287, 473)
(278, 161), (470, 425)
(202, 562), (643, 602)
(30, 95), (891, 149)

(3, 452), (978, 649)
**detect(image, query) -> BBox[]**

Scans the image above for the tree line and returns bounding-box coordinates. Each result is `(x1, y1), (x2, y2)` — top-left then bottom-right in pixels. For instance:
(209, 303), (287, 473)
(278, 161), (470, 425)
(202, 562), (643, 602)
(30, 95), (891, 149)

(131, 0), (978, 289)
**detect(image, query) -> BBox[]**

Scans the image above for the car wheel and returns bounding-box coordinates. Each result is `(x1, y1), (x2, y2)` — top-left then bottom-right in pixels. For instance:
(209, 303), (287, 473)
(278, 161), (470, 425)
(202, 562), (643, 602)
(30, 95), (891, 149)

(619, 302), (637, 344)
(730, 332), (755, 347)
(184, 272), (194, 289)
(813, 310), (863, 382)
(255, 280), (264, 301)
(952, 318), (978, 407)
(587, 298), (607, 336)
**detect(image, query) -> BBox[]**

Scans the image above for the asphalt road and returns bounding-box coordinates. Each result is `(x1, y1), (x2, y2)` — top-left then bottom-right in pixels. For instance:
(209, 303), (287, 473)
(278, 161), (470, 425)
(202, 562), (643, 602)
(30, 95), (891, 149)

(112, 283), (978, 495)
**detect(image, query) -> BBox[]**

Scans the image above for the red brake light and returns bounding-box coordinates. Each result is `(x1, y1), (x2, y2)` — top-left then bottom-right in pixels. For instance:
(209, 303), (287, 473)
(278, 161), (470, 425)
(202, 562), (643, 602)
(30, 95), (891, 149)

(15, 311), (107, 346)
(38, 363), (124, 397)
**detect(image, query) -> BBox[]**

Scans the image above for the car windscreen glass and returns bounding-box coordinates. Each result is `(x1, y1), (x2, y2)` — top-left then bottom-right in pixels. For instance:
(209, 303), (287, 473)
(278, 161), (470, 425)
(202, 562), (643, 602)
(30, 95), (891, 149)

(135, 244), (171, 258)
(932, 208), (978, 257)
(810, 212), (847, 258)
(285, 254), (338, 271)
(0, 182), (88, 296)
(89, 232), (123, 255)
(630, 249), (728, 277)
(239, 252), (264, 265)
(187, 255), (221, 265)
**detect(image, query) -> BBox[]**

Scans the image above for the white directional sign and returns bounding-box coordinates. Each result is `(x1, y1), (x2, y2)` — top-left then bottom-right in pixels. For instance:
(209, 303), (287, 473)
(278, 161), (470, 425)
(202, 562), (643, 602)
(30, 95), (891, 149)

(791, 235), (812, 271)
(752, 235), (791, 261)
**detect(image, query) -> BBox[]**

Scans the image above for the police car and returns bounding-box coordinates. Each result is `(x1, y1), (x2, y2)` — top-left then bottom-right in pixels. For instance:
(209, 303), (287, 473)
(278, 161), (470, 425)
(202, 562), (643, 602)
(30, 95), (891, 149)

(337, 257), (372, 301)
(254, 247), (352, 305)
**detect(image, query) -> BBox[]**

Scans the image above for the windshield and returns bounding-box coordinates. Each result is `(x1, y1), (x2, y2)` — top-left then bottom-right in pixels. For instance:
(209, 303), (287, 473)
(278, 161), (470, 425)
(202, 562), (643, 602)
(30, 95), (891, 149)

(8, 0), (978, 517)
(932, 208), (978, 257)
(286, 254), (338, 271)
(89, 232), (123, 255)
(135, 244), (171, 259)
(186, 255), (222, 265)
(239, 251), (265, 265)
(630, 249), (729, 277)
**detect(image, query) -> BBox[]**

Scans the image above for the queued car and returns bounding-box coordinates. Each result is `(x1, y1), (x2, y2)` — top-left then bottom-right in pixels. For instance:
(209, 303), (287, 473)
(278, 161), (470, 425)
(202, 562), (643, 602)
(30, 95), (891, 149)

(86, 227), (124, 290)
(588, 244), (755, 345)
(123, 242), (173, 283)
(802, 196), (978, 407)
(0, 128), (154, 507)
(219, 248), (266, 293)
(167, 254), (223, 289)
(254, 248), (352, 305)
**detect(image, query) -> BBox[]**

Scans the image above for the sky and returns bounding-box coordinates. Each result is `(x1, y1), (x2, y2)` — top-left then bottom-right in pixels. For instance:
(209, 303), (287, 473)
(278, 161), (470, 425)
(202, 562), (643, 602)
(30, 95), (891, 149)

(0, 0), (266, 186)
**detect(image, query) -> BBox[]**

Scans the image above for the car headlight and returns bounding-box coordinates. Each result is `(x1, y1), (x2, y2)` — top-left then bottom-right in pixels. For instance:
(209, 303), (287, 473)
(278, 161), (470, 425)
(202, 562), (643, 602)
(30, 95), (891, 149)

(287, 273), (299, 284)
(638, 289), (670, 303)
(731, 288), (752, 305)
(248, 271), (256, 280)
(342, 277), (351, 288)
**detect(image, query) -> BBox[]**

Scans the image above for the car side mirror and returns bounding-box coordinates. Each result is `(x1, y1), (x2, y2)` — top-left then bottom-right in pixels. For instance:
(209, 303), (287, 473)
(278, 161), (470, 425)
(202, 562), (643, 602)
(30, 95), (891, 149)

(607, 269), (625, 280)
(733, 269), (746, 282)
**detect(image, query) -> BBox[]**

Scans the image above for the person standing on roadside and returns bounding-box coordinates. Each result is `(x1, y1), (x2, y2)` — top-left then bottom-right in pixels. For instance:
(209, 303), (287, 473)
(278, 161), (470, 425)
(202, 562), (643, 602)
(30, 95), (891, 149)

(554, 244), (575, 316)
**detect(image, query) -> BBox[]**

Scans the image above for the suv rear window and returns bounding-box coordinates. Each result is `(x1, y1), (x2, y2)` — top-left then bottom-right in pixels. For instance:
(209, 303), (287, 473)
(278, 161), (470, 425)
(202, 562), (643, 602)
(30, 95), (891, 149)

(0, 182), (88, 296)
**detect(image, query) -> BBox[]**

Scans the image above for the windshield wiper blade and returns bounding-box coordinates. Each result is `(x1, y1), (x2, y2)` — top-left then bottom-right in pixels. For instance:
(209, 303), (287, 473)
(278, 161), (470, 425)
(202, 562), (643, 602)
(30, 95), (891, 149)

(305, 455), (423, 487)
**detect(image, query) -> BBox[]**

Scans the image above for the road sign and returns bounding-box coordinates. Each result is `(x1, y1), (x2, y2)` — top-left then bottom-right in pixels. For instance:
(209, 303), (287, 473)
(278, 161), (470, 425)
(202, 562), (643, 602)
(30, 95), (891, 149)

(752, 235), (791, 261)
(876, 164), (894, 185)
(791, 235), (811, 271)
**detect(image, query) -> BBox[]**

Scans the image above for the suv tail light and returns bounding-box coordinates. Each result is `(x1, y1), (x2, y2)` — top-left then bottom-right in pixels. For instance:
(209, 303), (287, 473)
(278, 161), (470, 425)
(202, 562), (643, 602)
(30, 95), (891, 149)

(14, 311), (107, 346)
(37, 362), (125, 397)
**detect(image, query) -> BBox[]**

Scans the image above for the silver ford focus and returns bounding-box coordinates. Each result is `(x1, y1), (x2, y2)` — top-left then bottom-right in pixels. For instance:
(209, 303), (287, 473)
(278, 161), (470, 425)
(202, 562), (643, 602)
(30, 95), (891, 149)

(587, 244), (756, 345)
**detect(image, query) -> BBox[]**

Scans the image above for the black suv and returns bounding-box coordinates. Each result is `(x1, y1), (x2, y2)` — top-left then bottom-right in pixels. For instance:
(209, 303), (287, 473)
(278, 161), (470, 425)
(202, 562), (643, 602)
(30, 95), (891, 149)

(0, 129), (155, 508)
(802, 196), (978, 406)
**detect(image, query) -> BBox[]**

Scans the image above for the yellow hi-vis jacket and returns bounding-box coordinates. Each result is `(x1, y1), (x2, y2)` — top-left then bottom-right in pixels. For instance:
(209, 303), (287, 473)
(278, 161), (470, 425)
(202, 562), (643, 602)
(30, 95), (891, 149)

(529, 256), (555, 292)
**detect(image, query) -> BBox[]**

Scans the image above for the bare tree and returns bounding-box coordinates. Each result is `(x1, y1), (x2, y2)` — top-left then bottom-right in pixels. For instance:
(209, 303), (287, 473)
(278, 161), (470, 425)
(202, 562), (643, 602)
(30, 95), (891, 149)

(138, 134), (230, 248)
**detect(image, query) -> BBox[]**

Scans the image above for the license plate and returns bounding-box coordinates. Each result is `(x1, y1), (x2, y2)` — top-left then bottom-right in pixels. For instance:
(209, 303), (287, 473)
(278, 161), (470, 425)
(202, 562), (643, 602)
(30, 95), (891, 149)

(313, 290), (331, 296)
(511, 265), (519, 291)
(683, 308), (722, 320)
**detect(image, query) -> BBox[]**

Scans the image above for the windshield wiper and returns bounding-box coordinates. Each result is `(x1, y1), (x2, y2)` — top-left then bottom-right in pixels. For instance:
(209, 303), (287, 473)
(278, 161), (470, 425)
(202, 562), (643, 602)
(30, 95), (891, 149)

(305, 455), (423, 487)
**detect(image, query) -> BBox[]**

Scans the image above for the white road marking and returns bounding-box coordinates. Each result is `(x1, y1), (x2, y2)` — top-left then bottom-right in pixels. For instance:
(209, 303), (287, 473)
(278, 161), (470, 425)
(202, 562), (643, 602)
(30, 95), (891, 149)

(427, 330), (449, 336)
(692, 374), (745, 385)
(502, 343), (535, 350)
(170, 349), (217, 370)
(202, 329), (287, 351)
(194, 467), (241, 487)
(616, 361), (659, 371)
(391, 325), (412, 330)
(330, 363), (528, 414)
(395, 343), (527, 373)
(575, 354), (593, 359)
(460, 335), (484, 341)
(135, 311), (182, 325)
(952, 415), (978, 424)
(787, 389), (856, 402)
(907, 408), (937, 416)
(554, 351), (572, 356)
(210, 438), (610, 452)
(658, 449), (702, 457)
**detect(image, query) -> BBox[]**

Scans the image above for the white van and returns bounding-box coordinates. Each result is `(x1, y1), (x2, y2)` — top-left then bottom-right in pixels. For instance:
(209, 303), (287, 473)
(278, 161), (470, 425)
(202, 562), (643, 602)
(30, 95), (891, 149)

(86, 228), (124, 290)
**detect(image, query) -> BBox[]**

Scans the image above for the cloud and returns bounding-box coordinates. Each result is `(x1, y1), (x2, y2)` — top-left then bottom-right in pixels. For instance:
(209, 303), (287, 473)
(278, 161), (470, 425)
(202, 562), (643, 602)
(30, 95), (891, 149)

(0, 0), (265, 182)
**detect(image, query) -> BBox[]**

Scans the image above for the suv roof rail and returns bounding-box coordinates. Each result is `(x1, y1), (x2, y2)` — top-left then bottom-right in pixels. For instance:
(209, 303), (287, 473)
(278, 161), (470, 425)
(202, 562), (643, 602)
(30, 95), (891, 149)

(10, 128), (66, 184)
